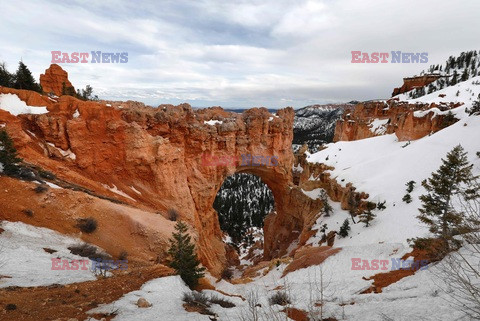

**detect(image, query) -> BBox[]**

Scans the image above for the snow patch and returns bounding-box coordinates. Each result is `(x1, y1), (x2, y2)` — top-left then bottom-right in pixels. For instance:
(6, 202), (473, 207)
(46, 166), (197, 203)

(0, 221), (99, 288)
(204, 120), (223, 126)
(0, 93), (48, 116)
(369, 118), (389, 135)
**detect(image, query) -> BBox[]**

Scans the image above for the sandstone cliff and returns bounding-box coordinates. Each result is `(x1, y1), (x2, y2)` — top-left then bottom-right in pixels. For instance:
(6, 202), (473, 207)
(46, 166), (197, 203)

(333, 99), (462, 142)
(391, 74), (442, 97)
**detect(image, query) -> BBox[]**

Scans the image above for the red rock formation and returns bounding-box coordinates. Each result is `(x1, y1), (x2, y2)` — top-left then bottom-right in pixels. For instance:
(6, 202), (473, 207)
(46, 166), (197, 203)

(333, 100), (462, 142)
(392, 74), (442, 96)
(40, 64), (74, 96)
(0, 85), (324, 275)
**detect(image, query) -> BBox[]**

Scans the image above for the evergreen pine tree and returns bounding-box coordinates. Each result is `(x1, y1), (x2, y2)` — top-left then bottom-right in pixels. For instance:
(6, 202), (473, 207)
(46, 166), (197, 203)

(402, 194), (413, 203)
(461, 68), (469, 82)
(0, 129), (22, 175)
(320, 190), (333, 216)
(406, 180), (416, 193)
(338, 219), (350, 238)
(168, 221), (205, 288)
(417, 145), (475, 249)
(359, 202), (377, 227)
(451, 70), (458, 86)
(13, 61), (42, 92)
(0, 62), (14, 87)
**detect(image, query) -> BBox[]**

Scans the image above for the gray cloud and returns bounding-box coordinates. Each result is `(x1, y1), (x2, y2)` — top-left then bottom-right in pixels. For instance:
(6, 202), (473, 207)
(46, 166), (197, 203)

(0, 0), (479, 108)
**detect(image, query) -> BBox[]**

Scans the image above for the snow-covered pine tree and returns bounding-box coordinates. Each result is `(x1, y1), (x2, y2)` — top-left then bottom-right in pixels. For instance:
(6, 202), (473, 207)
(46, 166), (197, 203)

(417, 145), (476, 250)
(320, 190), (333, 217)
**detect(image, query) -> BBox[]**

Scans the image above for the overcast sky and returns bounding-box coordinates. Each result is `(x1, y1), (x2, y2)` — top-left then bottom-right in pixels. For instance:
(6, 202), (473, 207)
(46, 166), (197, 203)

(1, 0), (479, 109)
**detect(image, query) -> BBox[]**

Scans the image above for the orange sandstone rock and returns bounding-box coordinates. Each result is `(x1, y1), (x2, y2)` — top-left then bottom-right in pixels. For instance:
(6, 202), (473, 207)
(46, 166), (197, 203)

(40, 64), (75, 96)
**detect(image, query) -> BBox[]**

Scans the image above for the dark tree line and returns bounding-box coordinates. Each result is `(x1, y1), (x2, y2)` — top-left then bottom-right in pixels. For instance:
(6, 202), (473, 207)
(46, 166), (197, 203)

(0, 61), (42, 93)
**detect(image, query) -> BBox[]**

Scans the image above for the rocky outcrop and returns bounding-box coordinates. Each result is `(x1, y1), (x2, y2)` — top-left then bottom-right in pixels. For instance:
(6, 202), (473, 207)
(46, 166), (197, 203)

(0, 85), (324, 275)
(40, 64), (74, 96)
(294, 153), (370, 214)
(333, 100), (462, 142)
(392, 74), (442, 96)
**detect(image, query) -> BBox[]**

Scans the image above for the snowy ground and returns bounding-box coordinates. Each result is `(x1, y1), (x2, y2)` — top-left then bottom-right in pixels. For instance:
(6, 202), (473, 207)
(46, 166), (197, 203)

(0, 221), (102, 287)
(85, 241), (477, 321)
(3, 78), (480, 320)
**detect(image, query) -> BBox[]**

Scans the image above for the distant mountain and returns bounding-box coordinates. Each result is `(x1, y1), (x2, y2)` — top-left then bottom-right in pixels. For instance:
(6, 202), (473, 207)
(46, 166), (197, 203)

(293, 103), (355, 151)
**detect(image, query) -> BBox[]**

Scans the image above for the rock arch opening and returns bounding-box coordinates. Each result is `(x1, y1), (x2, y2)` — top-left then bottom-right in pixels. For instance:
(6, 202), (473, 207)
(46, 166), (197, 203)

(213, 172), (275, 259)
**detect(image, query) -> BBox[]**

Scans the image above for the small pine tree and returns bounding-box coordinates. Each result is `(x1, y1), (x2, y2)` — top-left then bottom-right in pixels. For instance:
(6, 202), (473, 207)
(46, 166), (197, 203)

(168, 221), (205, 288)
(0, 129), (22, 175)
(402, 194), (413, 204)
(417, 145), (475, 249)
(359, 202), (377, 227)
(320, 190), (333, 217)
(376, 201), (387, 210)
(338, 219), (350, 238)
(406, 180), (416, 193)
(461, 68), (469, 82)
(13, 61), (42, 92)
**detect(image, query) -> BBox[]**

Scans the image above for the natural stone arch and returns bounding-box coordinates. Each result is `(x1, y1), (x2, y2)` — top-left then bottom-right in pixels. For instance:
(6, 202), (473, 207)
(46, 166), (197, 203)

(6, 86), (323, 276)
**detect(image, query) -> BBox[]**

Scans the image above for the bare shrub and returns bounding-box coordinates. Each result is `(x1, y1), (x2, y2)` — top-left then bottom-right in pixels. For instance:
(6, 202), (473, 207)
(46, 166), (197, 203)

(183, 291), (210, 307)
(210, 295), (235, 308)
(168, 208), (179, 221)
(182, 291), (216, 317)
(75, 217), (97, 233)
(22, 209), (34, 217)
(268, 291), (291, 306)
(68, 243), (111, 260)
(118, 250), (128, 261)
(431, 177), (480, 319)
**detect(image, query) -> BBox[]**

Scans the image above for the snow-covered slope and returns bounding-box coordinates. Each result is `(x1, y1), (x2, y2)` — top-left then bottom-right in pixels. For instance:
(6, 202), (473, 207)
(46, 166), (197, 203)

(0, 221), (104, 287)
(306, 77), (480, 246)
(397, 75), (480, 104)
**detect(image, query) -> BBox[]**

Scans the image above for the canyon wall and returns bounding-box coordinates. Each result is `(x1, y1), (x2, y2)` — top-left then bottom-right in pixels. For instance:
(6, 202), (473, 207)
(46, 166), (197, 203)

(333, 100), (462, 142)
